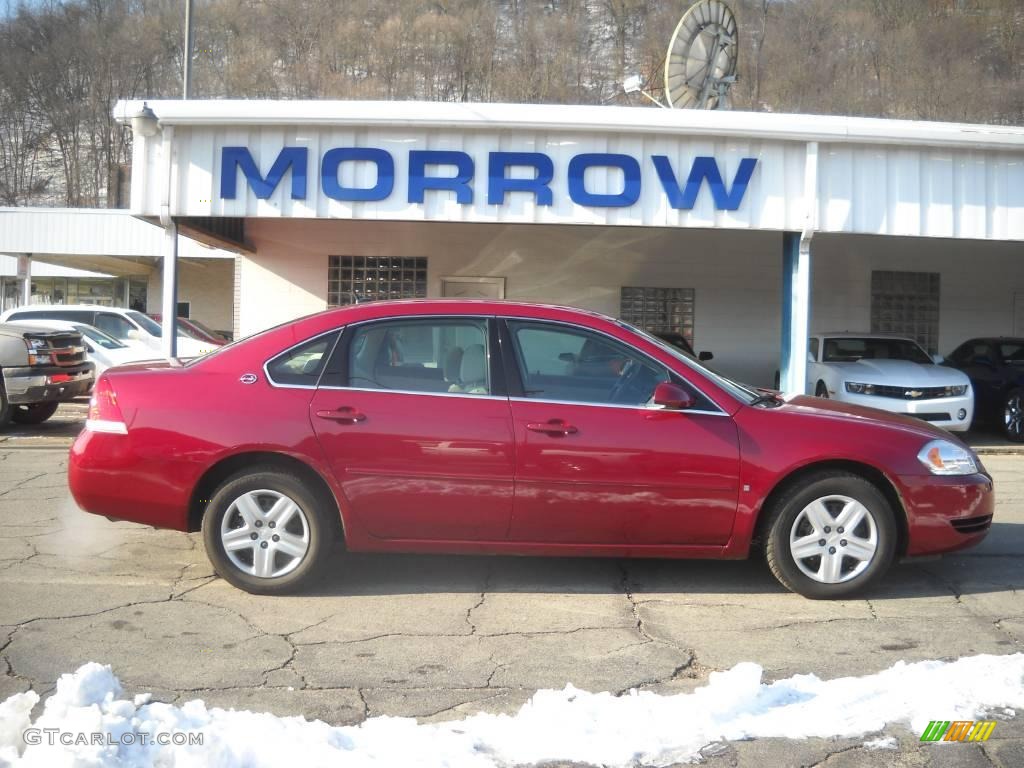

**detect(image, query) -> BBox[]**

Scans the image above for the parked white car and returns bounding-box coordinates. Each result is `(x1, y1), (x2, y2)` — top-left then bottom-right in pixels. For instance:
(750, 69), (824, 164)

(6, 319), (158, 378)
(0, 305), (214, 358)
(807, 333), (974, 433)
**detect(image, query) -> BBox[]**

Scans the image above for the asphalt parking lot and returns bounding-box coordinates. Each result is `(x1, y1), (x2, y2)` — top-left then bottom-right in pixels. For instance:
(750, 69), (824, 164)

(0, 412), (1022, 766)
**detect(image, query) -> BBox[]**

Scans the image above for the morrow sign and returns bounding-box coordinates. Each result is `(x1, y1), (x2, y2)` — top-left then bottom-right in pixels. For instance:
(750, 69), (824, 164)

(220, 147), (758, 211)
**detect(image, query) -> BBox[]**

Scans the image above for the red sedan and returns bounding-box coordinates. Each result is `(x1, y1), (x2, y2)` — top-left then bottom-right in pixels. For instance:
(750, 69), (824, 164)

(69, 301), (993, 598)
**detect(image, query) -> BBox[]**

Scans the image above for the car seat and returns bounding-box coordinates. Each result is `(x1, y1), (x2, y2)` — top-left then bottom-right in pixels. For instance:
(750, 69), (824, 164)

(448, 344), (488, 394)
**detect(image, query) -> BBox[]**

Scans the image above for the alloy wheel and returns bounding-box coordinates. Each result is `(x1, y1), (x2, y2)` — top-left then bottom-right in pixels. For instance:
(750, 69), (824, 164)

(220, 489), (310, 578)
(1005, 393), (1023, 440)
(789, 494), (878, 584)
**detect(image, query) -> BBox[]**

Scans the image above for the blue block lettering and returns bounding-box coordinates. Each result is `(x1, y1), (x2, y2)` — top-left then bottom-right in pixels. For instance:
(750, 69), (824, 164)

(408, 150), (474, 204)
(220, 146), (308, 200)
(321, 148), (395, 201)
(652, 155), (757, 210)
(567, 153), (641, 207)
(487, 152), (554, 206)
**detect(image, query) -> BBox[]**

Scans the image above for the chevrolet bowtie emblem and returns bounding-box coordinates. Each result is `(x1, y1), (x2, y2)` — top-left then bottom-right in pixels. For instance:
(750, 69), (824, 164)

(906, 390), (923, 398)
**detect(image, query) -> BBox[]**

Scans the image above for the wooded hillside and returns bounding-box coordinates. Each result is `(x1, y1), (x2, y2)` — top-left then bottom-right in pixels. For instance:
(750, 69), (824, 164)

(1, 0), (1021, 207)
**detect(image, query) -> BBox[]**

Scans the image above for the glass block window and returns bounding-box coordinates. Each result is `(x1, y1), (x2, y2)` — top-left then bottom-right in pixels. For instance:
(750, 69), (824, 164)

(328, 256), (427, 306)
(870, 270), (940, 354)
(620, 286), (696, 344)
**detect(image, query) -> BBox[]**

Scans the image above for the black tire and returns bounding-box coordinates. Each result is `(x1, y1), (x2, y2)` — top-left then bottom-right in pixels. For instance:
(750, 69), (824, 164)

(1002, 388), (1024, 443)
(10, 401), (59, 425)
(815, 380), (829, 398)
(201, 466), (335, 595)
(773, 370), (781, 390)
(764, 471), (897, 599)
(0, 383), (10, 427)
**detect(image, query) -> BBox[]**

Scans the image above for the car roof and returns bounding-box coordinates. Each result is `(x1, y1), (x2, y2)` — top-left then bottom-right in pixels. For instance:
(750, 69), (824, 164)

(814, 332), (919, 342)
(6, 318), (79, 331)
(3, 304), (130, 314)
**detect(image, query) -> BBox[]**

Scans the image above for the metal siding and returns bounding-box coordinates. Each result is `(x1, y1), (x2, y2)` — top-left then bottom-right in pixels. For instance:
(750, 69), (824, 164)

(131, 121), (1024, 241)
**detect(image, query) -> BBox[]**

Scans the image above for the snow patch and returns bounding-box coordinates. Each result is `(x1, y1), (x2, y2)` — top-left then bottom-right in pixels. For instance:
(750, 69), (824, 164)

(863, 736), (898, 750)
(0, 654), (1021, 767)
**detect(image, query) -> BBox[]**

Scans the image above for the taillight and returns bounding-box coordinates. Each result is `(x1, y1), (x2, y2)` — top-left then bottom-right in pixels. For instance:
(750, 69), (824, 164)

(86, 375), (127, 434)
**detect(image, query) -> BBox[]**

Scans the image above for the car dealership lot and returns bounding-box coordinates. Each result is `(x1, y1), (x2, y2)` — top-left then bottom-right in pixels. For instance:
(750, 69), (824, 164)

(0, 447), (1022, 766)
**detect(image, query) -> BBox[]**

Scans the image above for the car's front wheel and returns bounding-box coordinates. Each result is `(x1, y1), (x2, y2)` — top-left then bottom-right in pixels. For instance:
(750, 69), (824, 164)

(764, 471), (897, 598)
(202, 467), (334, 594)
(11, 402), (59, 425)
(1003, 388), (1024, 442)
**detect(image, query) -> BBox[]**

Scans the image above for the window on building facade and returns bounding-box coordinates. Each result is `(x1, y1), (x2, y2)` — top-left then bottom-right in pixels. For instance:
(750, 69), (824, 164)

(328, 256), (427, 306)
(870, 270), (940, 354)
(619, 286), (696, 344)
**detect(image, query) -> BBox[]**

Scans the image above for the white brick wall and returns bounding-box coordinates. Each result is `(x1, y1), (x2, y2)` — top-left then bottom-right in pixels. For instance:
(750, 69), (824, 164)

(147, 257), (234, 334)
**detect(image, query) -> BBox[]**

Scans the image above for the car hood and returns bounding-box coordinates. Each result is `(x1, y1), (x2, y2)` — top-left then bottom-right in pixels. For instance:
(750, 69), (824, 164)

(779, 394), (964, 443)
(824, 359), (970, 387)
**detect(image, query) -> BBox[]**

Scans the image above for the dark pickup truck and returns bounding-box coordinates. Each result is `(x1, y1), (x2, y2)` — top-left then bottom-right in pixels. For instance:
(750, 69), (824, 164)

(0, 322), (93, 425)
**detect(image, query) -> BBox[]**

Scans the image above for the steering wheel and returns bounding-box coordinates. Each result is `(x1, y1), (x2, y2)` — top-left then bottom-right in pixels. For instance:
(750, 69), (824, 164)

(607, 359), (640, 403)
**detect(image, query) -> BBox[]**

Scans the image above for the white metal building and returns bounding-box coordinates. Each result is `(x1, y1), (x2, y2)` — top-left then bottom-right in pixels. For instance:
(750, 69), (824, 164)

(114, 100), (1024, 389)
(0, 207), (236, 335)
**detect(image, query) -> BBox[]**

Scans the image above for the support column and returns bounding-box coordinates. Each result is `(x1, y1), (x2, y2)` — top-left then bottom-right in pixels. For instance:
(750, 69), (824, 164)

(161, 222), (179, 358)
(780, 231), (811, 395)
(18, 254), (31, 306)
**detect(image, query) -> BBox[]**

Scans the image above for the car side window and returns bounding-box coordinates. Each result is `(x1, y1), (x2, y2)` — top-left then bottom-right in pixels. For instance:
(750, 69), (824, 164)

(266, 333), (339, 386)
(95, 313), (134, 341)
(508, 321), (670, 407)
(345, 318), (491, 395)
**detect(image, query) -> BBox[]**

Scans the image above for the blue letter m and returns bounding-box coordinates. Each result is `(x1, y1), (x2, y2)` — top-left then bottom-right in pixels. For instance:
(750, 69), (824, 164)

(653, 155), (757, 211)
(221, 146), (308, 200)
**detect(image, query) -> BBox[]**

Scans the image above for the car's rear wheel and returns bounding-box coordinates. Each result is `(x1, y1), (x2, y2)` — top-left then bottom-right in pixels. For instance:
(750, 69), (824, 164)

(1003, 388), (1024, 443)
(202, 468), (333, 594)
(764, 471), (897, 598)
(815, 381), (829, 398)
(10, 402), (59, 425)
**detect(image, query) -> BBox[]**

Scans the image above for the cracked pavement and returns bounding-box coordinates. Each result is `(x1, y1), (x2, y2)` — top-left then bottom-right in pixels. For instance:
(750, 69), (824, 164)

(0, 447), (1021, 767)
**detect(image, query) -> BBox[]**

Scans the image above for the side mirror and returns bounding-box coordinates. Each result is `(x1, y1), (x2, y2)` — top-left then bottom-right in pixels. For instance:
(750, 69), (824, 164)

(698, 351), (714, 362)
(931, 354), (945, 365)
(653, 382), (695, 410)
(126, 329), (142, 341)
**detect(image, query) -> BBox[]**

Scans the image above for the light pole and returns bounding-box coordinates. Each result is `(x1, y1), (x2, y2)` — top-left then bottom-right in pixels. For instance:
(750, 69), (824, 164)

(183, 0), (194, 99)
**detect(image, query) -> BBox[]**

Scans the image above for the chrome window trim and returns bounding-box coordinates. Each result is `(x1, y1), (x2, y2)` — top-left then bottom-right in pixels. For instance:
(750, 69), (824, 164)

(508, 396), (729, 416)
(317, 385), (508, 402)
(502, 316), (729, 416)
(262, 328), (343, 390)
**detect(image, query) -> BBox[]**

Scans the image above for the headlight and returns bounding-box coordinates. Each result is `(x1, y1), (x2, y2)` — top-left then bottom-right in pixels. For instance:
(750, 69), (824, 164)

(845, 382), (875, 394)
(946, 385), (967, 396)
(917, 439), (978, 476)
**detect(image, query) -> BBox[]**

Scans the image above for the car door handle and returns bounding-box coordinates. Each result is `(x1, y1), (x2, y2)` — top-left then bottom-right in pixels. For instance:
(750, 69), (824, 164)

(315, 407), (366, 424)
(526, 419), (578, 436)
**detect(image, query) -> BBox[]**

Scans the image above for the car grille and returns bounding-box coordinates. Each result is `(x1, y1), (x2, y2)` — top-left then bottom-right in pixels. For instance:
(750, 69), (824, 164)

(950, 515), (993, 534)
(28, 334), (87, 367)
(915, 413), (952, 422)
(867, 385), (959, 400)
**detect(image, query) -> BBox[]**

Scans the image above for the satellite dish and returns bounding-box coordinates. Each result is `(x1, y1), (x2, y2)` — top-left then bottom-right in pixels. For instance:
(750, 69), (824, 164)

(664, 0), (739, 109)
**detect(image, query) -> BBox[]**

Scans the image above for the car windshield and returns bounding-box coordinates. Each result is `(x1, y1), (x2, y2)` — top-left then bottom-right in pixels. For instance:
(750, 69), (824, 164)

(1000, 342), (1024, 364)
(73, 324), (127, 350)
(128, 310), (163, 337)
(822, 337), (931, 364)
(186, 318), (227, 342)
(618, 320), (760, 404)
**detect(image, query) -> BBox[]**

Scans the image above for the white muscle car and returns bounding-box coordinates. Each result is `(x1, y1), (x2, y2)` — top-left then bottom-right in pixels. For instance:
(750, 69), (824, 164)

(807, 333), (974, 433)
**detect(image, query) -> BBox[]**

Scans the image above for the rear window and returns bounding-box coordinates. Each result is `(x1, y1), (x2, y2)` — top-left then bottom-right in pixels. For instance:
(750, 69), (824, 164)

(265, 332), (339, 386)
(1000, 343), (1024, 365)
(8, 310), (95, 324)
